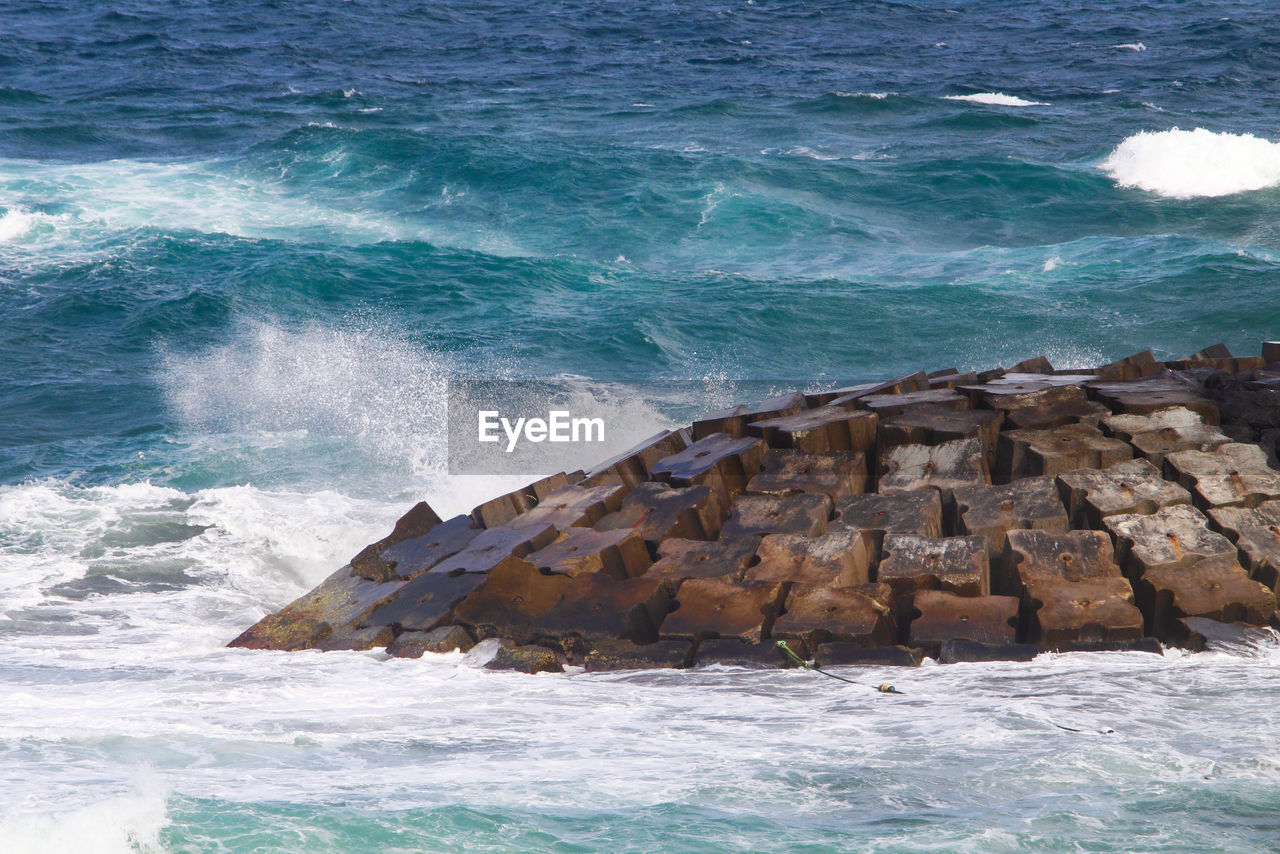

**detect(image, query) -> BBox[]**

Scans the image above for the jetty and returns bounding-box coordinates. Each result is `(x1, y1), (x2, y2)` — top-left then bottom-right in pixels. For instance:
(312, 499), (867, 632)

(230, 343), (1280, 673)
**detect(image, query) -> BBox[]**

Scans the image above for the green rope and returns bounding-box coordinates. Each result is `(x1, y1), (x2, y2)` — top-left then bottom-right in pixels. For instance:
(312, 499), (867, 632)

(775, 640), (905, 694)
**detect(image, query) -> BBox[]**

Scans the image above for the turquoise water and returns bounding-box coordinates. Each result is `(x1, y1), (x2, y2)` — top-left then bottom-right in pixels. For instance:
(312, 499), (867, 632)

(4, 1), (1280, 850)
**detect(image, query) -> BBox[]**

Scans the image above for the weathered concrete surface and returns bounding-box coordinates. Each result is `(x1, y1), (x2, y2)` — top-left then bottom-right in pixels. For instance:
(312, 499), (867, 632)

(1002, 398), (1111, 431)
(1102, 406), (1206, 443)
(953, 477), (1069, 560)
(350, 501), (445, 582)
(745, 531), (877, 587)
(1025, 578), (1144, 646)
(748, 407), (877, 453)
(472, 487), (538, 530)
(746, 449), (867, 500)
(583, 639), (692, 671)
(960, 375), (1091, 411)
(661, 579), (786, 642)
(370, 515), (482, 582)
(878, 533), (989, 597)
(526, 526), (652, 579)
(772, 584), (896, 648)
(814, 643), (923, 667)
(386, 625), (475, 658)
(509, 483), (627, 531)
(1137, 555), (1277, 641)
(1056, 458), (1191, 529)
(583, 430), (689, 488)
(1207, 501), (1280, 589)
(484, 643), (564, 674)
(428, 521), (558, 576)
(1164, 443), (1280, 509)
(860, 388), (968, 418)
(878, 436), (990, 496)
(719, 493), (833, 538)
(362, 561), (499, 633)
(907, 591), (1020, 653)
(592, 481), (724, 548)
(1129, 422), (1232, 469)
(1104, 504), (1238, 579)
(449, 558), (574, 642)
(998, 423), (1132, 481)
(693, 393), (807, 440)
(691, 638), (797, 668)
(531, 573), (672, 644)
(1088, 372), (1221, 424)
(645, 536), (761, 584)
(878, 405), (1003, 474)
(807, 371), (928, 408)
(831, 491), (944, 540)
(650, 432), (768, 502)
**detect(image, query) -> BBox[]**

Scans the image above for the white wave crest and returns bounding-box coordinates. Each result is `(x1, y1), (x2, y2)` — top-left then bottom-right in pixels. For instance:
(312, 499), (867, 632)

(1113, 42), (1147, 52)
(1101, 128), (1280, 198)
(833, 91), (891, 100)
(943, 92), (1048, 107)
(0, 781), (169, 854)
(0, 206), (67, 242)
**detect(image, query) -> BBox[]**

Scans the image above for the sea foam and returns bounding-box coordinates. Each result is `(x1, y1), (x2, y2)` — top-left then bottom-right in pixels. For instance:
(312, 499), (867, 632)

(943, 92), (1048, 107)
(1102, 127), (1280, 198)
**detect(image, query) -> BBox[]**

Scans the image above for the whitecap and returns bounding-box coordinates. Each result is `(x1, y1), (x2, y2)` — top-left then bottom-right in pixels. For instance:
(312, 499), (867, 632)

(944, 92), (1048, 107)
(1113, 42), (1147, 52)
(833, 91), (890, 100)
(1101, 127), (1280, 198)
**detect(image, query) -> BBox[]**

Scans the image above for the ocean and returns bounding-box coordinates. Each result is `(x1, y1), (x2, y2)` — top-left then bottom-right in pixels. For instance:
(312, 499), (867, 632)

(3, 1), (1280, 850)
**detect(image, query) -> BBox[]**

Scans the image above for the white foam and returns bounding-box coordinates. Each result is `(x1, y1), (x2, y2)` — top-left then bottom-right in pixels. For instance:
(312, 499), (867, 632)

(1101, 127), (1280, 198)
(1113, 42), (1147, 52)
(833, 91), (890, 100)
(944, 92), (1048, 107)
(1042, 255), (1062, 272)
(0, 156), (527, 256)
(0, 781), (169, 854)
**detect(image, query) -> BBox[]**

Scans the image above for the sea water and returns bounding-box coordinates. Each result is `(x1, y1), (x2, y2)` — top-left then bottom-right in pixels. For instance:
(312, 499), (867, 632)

(4, 2), (1280, 850)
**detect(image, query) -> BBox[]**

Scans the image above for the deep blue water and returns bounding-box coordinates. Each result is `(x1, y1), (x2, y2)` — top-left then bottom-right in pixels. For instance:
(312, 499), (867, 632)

(4, 2), (1280, 852)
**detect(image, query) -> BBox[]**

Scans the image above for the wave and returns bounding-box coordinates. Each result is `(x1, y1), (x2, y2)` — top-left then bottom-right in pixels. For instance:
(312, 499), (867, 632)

(0, 779), (169, 854)
(1101, 127), (1280, 198)
(1112, 42), (1147, 52)
(943, 92), (1048, 107)
(0, 155), (527, 257)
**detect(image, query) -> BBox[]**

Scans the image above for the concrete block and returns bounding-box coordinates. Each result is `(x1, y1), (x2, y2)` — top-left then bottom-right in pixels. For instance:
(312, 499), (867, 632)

(1056, 458), (1191, 529)
(1164, 443), (1280, 509)
(953, 477), (1069, 560)
(746, 449), (867, 500)
(719, 493), (833, 538)
(745, 531), (877, 587)
(644, 536), (761, 584)
(998, 423), (1131, 481)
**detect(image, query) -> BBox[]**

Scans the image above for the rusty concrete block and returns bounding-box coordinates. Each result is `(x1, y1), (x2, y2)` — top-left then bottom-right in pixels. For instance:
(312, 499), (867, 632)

(693, 405), (748, 440)
(533, 572), (672, 643)
(771, 584), (896, 648)
(449, 557), (574, 642)
(1095, 350), (1161, 382)
(953, 477), (1068, 561)
(938, 639), (1039, 663)
(746, 449), (867, 500)
(878, 436), (989, 495)
(748, 407), (877, 453)
(1102, 406), (1206, 443)
(719, 493), (832, 538)
(831, 491), (944, 540)
(359, 563), (493, 632)
(583, 639), (693, 671)
(907, 590), (1020, 652)
(1104, 504), (1237, 578)
(276, 565), (407, 633)
(692, 638), (795, 668)
(1264, 341), (1280, 366)
(1056, 458), (1192, 529)
(1207, 501), (1280, 590)
(1131, 424), (1232, 469)
(472, 486), (539, 529)
(807, 371), (929, 408)
(878, 533), (989, 596)
(582, 429), (689, 488)
(814, 643), (924, 666)
(644, 536), (761, 584)
(312, 625), (395, 652)
(526, 527), (652, 579)
(1024, 578), (1144, 647)
(1010, 355), (1055, 374)
(661, 578), (787, 642)
(878, 405), (1003, 473)
(692, 393), (808, 440)
(228, 613), (333, 651)
(650, 432), (768, 503)
(959, 375), (1090, 411)
(1164, 443), (1280, 509)
(1088, 373), (1220, 424)
(366, 514), (483, 582)
(509, 483), (628, 531)
(745, 531), (877, 588)
(429, 521), (558, 575)
(998, 423), (1132, 481)
(484, 644), (564, 674)
(386, 625), (476, 658)
(928, 369), (980, 390)
(1139, 555), (1278, 641)
(860, 388), (968, 419)
(593, 481), (725, 547)
(1003, 399), (1111, 431)
(349, 501), (445, 582)
(1004, 529), (1125, 590)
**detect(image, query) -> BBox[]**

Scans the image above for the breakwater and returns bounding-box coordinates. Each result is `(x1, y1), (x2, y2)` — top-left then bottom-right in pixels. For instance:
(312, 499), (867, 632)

(230, 343), (1280, 672)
